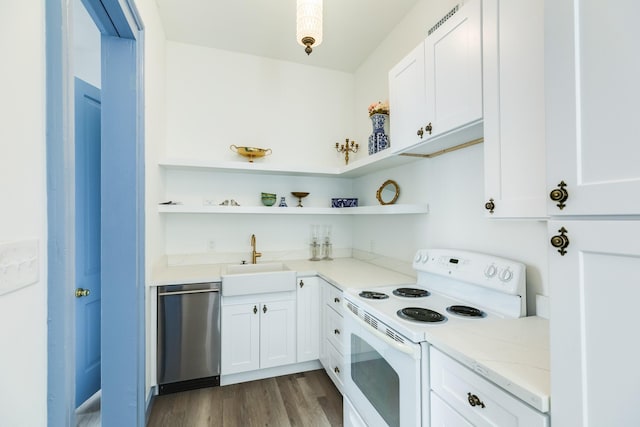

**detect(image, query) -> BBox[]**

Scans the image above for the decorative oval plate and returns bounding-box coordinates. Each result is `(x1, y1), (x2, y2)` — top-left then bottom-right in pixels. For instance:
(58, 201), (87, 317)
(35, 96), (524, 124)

(230, 145), (272, 162)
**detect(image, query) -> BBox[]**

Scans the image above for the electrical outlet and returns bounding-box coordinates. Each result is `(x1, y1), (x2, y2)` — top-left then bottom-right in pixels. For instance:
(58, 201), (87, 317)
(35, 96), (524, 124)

(203, 198), (216, 206)
(207, 239), (216, 251)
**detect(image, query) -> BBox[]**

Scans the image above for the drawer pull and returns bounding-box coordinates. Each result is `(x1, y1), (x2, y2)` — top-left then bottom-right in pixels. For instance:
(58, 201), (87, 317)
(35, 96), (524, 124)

(334, 366), (340, 374)
(334, 297), (340, 303)
(334, 329), (340, 335)
(467, 392), (485, 409)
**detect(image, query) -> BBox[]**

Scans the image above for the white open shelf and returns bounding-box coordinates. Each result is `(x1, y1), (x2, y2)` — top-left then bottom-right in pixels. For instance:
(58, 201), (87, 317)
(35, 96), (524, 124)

(157, 204), (429, 215)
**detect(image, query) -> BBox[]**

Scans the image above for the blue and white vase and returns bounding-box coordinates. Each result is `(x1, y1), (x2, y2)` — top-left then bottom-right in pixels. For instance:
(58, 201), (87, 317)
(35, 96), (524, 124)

(368, 113), (390, 154)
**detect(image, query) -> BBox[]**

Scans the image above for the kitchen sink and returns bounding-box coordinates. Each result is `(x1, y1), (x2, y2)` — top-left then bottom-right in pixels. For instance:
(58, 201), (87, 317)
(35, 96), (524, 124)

(221, 263), (296, 296)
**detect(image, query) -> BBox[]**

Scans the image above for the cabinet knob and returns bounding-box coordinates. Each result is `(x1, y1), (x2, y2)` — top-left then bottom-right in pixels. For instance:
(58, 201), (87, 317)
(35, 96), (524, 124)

(550, 227), (570, 256)
(334, 366), (340, 374)
(425, 122), (432, 135)
(417, 128), (424, 138)
(467, 392), (486, 408)
(253, 305), (258, 314)
(263, 305), (268, 314)
(334, 297), (340, 304)
(299, 279), (304, 288)
(549, 180), (569, 210)
(334, 329), (340, 335)
(484, 198), (495, 214)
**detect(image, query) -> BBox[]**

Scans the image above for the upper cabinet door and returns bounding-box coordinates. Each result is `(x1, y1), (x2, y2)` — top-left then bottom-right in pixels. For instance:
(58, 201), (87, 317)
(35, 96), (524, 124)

(482, 0), (546, 218)
(546, 0), (640, 216)
(424, 0), (483, 139)
(388, 43), (427, 153)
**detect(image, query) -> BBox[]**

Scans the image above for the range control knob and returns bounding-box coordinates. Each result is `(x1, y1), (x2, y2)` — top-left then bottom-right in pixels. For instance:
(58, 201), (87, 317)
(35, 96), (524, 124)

(499, 268), (513, 282)
(414, 252), (422, 263)
(484, 264), (497, 278)
(420, 252), (429, 263)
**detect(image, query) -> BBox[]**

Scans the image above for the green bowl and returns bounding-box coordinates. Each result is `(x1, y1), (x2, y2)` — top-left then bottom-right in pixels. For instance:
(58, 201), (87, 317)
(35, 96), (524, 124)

(261, 192), (276, 206)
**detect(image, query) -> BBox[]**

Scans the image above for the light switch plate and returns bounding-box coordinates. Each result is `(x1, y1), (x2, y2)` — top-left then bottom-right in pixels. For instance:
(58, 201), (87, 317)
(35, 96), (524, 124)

(0, 239), (39, 296)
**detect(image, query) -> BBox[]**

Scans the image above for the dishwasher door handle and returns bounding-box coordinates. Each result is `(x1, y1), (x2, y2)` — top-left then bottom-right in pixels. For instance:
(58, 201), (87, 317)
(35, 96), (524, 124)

(158, 288), (220, 297)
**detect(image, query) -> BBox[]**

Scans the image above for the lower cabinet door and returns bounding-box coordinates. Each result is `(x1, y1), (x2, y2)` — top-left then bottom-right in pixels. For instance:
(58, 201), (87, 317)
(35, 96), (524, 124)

(260, 300), (296, 369)
(296, 277), (321, 362)
(221, 303), (260, 375)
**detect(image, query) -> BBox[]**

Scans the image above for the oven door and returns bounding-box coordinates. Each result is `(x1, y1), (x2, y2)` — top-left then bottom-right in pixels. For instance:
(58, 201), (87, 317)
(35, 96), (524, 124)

(343, 308), (422, 427)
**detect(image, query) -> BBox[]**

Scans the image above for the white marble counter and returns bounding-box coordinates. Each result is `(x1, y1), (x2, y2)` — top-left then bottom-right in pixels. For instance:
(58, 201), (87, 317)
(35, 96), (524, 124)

(151, 257), (416, 290)
(425, 316), (550, 413)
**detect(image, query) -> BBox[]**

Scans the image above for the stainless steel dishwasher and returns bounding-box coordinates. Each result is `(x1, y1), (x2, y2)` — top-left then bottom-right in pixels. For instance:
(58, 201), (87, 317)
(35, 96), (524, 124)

(157, 282), (221, 394)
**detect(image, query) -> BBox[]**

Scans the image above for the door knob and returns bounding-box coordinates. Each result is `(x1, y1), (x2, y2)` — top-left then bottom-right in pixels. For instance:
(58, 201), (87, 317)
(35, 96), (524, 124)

(299, 280), (304, 288)
(550, 227), (570, 256)
(75, 288), (90, 298)
(417, 128), (424, 138)
(263, 305), (267, 314)
(549, 180), (569, 209)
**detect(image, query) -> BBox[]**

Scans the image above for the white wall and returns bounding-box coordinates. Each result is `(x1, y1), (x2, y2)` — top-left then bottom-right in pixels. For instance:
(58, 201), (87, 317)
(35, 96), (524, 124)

(165, 42), (357, 168)
(0, 1), (48, 425)
(351, 0), (549, 314)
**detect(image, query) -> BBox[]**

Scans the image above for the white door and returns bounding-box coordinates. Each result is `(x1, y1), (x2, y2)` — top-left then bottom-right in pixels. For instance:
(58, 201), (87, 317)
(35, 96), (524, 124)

(424, 0), (482, 139)
(296, 277), (320, 362)
(482, 0), (546, 218)
(221, 303), (260, 375)
(388, 43), (427, 153)
(548, 220), (640, 426)
(546, 0), (640, 216)
(260, 300), (296, 369)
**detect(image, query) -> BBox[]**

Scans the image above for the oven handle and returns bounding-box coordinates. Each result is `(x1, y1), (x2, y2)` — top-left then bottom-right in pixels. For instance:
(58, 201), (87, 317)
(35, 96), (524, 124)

(344, 306), (421, 359)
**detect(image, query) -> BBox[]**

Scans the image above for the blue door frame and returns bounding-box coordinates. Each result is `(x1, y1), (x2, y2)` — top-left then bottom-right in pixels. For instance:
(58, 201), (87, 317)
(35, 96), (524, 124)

(46, 1), (145, 425)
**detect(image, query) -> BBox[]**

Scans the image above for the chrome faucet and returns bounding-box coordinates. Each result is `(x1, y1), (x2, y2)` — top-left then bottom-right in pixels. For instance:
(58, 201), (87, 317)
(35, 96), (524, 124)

(251, 234), (262, 264)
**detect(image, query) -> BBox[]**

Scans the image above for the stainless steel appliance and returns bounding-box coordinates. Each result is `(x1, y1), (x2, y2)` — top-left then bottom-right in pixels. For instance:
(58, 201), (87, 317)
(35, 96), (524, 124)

(342, 249), (527, 426)
(157, 282), (221, 394)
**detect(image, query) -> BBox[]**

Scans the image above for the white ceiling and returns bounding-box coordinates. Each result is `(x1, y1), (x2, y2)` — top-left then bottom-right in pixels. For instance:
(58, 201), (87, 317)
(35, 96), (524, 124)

(154, 0), (422, 72)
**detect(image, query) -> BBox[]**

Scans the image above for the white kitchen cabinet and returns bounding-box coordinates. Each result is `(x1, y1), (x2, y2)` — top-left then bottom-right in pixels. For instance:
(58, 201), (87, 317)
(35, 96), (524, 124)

(545, 2), (640, 425)
(388, 43), (427, 153)
(221, 302), (260, 374)
(482, 0), (546, 218)
(221, 294), (296, 375)
(423, 0), (482, 141)
(296, 276), (321, 363)
(545, 0), (640, 216)
(388, 0), (483, 156)
(547, 220), (640, 427)
(430, 347), (549, 426)
(320, 280), (344, 393)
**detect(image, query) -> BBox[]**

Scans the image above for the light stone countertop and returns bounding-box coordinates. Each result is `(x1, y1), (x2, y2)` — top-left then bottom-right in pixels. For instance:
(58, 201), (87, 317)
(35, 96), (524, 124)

(150, 256), (550, 414)
(425, 316), (550, 413)
(151, 257), (416, 290)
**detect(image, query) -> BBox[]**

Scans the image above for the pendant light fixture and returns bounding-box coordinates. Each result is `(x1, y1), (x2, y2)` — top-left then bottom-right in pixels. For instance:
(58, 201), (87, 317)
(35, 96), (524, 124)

(296, 0), (323, 55)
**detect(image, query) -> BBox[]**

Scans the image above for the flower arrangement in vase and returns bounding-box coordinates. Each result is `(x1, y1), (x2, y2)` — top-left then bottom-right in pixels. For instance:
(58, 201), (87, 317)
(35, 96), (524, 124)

(367, 101), (390, 154)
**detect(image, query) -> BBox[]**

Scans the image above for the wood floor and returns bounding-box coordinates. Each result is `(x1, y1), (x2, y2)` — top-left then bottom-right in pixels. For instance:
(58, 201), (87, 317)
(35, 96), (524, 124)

(147, 369), (343, 427)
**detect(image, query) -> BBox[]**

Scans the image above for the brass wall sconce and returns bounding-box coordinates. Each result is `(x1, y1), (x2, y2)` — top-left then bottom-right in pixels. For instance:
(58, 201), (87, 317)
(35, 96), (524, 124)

(335, 138), (358, 165)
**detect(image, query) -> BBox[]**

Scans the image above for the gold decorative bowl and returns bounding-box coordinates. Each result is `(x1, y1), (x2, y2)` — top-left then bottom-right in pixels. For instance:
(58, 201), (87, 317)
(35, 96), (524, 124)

(230, 145), (272, 162)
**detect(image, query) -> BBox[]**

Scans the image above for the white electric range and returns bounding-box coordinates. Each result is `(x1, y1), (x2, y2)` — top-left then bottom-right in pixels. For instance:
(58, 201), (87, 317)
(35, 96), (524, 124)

(341, 249), (526, 427)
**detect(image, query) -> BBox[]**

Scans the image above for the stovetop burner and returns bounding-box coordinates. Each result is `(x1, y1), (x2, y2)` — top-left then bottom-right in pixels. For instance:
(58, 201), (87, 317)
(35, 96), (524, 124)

(397, 307), (446, 323)
(359, 291), (389, 300)
(393, 287), (430, 298)
(446, 305), (486, 318)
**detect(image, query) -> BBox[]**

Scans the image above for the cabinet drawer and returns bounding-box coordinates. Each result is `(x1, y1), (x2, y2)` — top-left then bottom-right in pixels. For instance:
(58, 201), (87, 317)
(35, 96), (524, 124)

(325, 340), (344, 392)
(325, 304), (344, 354)
(430, 348), (549, 427)
(325, 284), (343, 315)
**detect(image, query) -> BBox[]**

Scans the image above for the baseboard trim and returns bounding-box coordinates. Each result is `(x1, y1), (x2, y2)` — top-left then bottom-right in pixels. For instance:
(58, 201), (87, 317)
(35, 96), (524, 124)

(220, 360), (322, 386)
